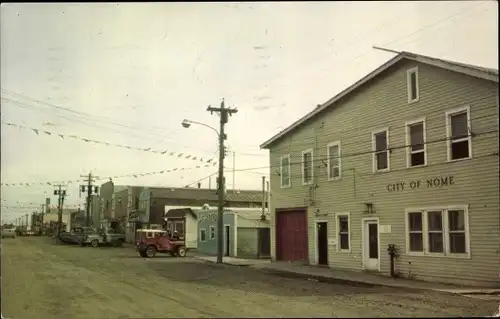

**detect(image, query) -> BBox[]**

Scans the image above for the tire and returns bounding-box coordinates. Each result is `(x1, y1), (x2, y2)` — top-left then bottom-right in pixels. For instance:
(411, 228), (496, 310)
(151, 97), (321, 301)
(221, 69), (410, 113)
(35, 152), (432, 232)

(90, 239), (99, 248)
(176, 246), (187, 257)
(145, 245), (156, 258)
(138, 250), (147, 258)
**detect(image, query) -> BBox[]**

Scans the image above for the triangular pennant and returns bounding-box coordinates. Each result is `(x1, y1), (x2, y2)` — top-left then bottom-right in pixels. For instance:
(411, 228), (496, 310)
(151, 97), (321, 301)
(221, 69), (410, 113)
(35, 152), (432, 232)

(133, 175), (137, 178)
(161, 150), (168, 154)
(177, 153), (184, 157)
(44, 131), (52, 136)
(59, 134), (64, 139)
(82, 139), (90, 142)
(192, 157), (197, 160)
(159, 170), (165, 174)
(143, 148), (151, 151)
(32, 128), (40, 135)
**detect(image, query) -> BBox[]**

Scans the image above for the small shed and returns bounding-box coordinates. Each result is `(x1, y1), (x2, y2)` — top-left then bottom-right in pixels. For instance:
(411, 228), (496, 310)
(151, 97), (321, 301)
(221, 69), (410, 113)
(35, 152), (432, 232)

(164, 206), (200, 249)
(196, 208), (270, 259)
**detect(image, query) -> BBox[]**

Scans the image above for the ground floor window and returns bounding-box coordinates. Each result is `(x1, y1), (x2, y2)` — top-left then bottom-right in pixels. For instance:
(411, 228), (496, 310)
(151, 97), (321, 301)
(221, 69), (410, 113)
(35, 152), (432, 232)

(336, 213), (350, 251)
(200, 229), (207, 242)
(405, 206), (469, 257)
(209, 226), (215, 240)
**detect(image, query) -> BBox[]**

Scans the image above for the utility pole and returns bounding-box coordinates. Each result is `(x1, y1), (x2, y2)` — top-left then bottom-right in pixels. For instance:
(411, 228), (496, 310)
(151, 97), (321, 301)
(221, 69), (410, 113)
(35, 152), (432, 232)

(80, 172), (99, 227)
(232, 151), (236, 193)
(54, 185), (67, 237)
(207, 98), (238, 264)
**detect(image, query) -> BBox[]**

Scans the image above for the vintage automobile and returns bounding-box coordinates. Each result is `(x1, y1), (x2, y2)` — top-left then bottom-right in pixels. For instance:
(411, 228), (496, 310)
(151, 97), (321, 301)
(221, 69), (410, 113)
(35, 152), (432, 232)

(1, 225), (16, 239)
(135, 229), (188, 258)
(59, 227), (100, 246)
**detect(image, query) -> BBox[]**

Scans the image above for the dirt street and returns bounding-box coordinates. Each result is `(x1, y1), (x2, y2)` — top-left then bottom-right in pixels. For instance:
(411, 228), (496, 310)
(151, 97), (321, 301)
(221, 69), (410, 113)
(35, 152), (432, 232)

(1, 237), (498, 318)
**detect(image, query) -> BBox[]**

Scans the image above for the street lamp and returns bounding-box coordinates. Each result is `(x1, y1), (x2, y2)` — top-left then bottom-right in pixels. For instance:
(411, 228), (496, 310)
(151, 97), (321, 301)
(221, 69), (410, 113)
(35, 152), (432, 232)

(181, 118), (225, 264)
(181, 119), (220, 137)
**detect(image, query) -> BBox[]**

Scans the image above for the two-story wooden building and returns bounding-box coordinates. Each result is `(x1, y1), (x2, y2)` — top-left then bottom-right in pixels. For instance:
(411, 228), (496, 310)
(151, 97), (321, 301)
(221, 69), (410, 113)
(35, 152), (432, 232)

(260, 50), (499, 287)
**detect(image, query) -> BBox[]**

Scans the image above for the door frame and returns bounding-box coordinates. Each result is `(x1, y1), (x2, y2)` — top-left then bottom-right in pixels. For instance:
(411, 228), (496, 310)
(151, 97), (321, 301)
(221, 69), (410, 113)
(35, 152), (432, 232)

(361, 217), (381, 272)
(224, 224), (231, 257)
(314, 219), (329, 265)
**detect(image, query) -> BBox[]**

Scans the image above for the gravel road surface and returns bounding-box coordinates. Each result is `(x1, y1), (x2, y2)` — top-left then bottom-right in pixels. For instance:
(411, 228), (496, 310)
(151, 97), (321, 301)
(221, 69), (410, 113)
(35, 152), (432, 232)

(2, 237), (497, 318)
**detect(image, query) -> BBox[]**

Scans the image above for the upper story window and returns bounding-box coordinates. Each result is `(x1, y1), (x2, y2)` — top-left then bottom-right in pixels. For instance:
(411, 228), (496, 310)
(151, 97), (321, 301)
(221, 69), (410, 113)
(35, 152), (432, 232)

(280, 154), (291, 188)
(407, 67), (419, 103)
(446, 106), (472, 161)
(301, 149), (314, 185)
(405, 118), (427, 168)
(372, 128), (390, 172)
(327, 141), (341, 180)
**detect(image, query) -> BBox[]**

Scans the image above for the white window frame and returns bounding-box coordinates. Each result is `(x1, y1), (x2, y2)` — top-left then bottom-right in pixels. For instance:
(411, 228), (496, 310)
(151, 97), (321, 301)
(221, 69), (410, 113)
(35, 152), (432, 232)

(405, 211), (424, 254)
(336, 212), (351, 252)
(371, 128), (390, 173)
(405, 117), (427, 168)
(445, 105), (472, 162)
(327, 141), (342, 181)
(280, 154), (291, 188)
(200, 228), (207, 242)
(301, 148), (314, 185)
(209, 225), (215, 240)
(404, 205), (470, 259)
(407, 67), (419, 103)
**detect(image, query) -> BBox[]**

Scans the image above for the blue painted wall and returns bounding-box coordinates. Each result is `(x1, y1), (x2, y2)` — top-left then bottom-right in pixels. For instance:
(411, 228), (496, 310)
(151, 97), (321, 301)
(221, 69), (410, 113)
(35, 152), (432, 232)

(196, 209), (235, 256)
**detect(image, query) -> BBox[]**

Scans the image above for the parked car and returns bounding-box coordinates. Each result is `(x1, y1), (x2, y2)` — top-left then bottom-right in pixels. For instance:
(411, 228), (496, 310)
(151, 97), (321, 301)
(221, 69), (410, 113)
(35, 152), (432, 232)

(136, 229), (188, 258)
(100, 228), (125, 247)
(1, 225), (16, 239)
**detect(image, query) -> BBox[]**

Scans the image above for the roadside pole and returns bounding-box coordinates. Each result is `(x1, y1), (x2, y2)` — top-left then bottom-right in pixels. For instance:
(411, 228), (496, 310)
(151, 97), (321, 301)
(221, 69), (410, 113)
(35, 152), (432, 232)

(80, 172), (99, 227)
(207, 99), (238, 264)
(54, 185), (67, 237)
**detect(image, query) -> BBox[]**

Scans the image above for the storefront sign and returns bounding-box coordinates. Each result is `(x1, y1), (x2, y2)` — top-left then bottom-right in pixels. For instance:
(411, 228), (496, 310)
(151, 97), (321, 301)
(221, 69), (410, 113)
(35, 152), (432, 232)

(386, 175), (455, 192)
(199, 213), (217, 222)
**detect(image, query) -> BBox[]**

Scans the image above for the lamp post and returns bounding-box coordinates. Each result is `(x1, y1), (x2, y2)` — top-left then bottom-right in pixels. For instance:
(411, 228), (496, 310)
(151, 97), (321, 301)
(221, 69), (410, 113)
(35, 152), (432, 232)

(181, 118), (225, 263)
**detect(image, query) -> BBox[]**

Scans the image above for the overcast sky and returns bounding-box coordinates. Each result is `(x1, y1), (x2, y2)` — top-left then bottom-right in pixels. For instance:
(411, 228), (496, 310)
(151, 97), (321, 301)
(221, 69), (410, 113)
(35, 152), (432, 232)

(1, 1), (498, 222)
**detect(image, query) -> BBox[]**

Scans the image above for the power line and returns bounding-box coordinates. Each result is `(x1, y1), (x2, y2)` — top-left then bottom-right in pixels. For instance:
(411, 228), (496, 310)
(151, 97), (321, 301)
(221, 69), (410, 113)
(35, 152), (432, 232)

(380, 1), (487, 49)
(237, 2), (489, 112)
(257, 95), (498, 149)
(228, 130), (498, 176)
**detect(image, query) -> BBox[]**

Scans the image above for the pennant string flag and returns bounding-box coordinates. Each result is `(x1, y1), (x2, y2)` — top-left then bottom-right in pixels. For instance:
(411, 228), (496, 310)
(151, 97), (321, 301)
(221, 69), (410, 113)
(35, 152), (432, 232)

(0, 164), (213, 187)
(1, 121), (217, 166)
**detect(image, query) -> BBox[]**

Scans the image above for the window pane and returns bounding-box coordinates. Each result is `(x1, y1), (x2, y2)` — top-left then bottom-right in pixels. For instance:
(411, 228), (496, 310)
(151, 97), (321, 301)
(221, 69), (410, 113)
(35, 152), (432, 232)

(449, 233), (466, 253)
(376, 152), (388, 170)
(448, 210), (465, 231)
(331, 167), (340, 178)
(451, 112), (468, 139)
(409, 233), (423, 252)
(375, 132), (387, 151)
(427, 211), (443, 231)
(411, 152), (425, 166)
(410, 123), (424, 150)
(408, 212), (422, 231)
(451, 140), (470, 160)
(340, 234), (349, 250)
(339, 216), (349, 232)
(410, 72), (417, 100)
(428, 233), (444, 253)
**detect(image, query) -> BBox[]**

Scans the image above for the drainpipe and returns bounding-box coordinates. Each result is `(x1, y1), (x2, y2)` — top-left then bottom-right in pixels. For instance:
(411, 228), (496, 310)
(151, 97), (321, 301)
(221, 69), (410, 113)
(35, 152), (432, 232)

(266, 180), (270, 212)
(261, 176), (266, 221)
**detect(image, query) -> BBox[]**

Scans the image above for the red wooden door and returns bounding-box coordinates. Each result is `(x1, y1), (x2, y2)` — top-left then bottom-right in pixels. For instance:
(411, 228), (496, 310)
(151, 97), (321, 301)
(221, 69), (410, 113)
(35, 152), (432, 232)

(276, 210), (308, 261)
